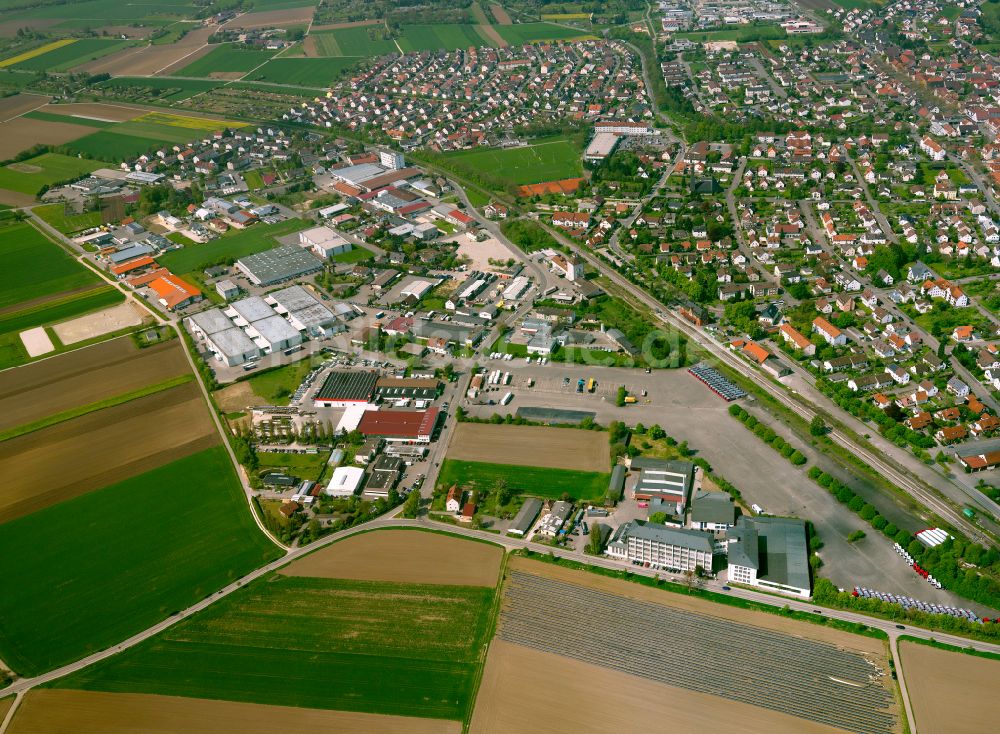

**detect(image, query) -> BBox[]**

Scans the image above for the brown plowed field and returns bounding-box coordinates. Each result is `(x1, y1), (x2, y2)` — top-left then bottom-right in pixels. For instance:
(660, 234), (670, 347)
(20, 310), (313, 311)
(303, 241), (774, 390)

(0, 93), (50, 122)
(508, 557), (885, 654)
(39, 102), (146, 122)
(76, 27), (214, 77)
(899, 641), (1000, 733)
(447, 423), (608, 473)
(0, 337), (189, 432)
(0, 190), (34, 206)
(470, 639), (851, 734)
(9, 690), (461, 734)
(0, 381), (217, 523)
(0, 118), (92, 159)
(222, 8), (316, 30)
(281, 528), (504, 586)
(490, 5), (513, 24)
(213, 381), (267, 412)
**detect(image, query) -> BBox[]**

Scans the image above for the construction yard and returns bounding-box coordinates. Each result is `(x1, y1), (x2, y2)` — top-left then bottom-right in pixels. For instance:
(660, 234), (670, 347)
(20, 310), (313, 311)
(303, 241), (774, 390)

(281, 528), (504, 587)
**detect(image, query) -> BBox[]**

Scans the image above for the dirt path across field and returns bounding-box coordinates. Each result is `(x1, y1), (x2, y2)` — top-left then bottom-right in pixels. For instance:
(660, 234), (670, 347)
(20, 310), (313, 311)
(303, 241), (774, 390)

(0, 93), (50, 123)
(476, 24), (508, 48)
(447, 423), (609, 473)
(471, 639), (852, 734)
(898, 641), (1000, 733)
(281, 528), (504, 586)
(76, 27), (215, 77)
(8, 690), (461, 734)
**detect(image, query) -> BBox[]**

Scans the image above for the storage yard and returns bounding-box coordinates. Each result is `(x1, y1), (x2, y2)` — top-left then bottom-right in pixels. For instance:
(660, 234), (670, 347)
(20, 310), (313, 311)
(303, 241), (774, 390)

(7, 690), (461, 734)
(281, 528), (503, 587)
(446, 423), (609, 473)
(898, 640), (1000, 733)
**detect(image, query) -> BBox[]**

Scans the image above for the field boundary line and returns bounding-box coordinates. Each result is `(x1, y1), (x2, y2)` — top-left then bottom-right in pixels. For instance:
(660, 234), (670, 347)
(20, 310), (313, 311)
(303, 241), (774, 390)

(0, 373), (194, 443)
(462, 549), (508, 732)
(891, 636), (917, 734)
(0, 95), (50, 125)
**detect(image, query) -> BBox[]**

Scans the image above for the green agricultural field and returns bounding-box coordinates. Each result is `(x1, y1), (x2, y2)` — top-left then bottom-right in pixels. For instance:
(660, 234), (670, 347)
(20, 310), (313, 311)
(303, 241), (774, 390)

(310, 27), (398, 56)
(243, 57), (363, 86)
(0, 0), (198, 26)
(157, 218), (311, 274)
(444, 138), (582, 185)
(174, 43), (276, 77)
(0, 221), (99, 308)
(56, 575), (494, 720)
(32, 202), (102, 234)
(22, 110), (116, 128)
(398, 24), (496, 51)
(67, 130), (174, 160)
(0, 153), (107, 196)
(0, 447), (282, 677)
(495, 22), (594, 44)
(675, 24), (787, 43)
(113, 118), (218, 145)
(10, 38), (130, 72)
(243, 169), (265, 190)
(97, 76), (223, 102)
(437, 458), (609, 500)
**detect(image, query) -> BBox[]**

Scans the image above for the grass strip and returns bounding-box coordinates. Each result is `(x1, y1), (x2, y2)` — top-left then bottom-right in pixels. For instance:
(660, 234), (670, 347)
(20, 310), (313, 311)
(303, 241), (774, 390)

(0, 373), (193, 442)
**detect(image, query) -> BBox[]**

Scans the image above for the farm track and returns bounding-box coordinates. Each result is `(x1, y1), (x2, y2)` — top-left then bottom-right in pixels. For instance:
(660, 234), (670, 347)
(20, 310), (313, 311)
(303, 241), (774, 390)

(497, 571), (898, 734)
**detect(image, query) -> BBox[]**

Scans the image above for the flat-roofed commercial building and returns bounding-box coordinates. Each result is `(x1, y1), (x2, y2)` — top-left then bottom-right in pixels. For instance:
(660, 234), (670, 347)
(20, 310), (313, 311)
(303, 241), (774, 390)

(299, 225), (352, 259)
(225, 296), (302, 353)
(726, 516), (811, 598)
(326, 466), (364, 497)
(631, 457), (694, 511)
(236, 244), (323, 286)
(584, 132), (621, 161)
(606, 520), (717, 573)
(266, 284), (342, 337)
(187, 308), (262, 367)
(375, 377), (441, 402)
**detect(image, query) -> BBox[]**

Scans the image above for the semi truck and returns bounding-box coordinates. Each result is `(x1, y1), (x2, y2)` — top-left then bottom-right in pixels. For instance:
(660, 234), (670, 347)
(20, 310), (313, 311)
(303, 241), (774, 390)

(500, 392), (513, 406)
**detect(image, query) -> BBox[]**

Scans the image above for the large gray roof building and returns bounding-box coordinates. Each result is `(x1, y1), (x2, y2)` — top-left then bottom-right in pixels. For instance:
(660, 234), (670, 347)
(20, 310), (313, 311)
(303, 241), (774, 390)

(236, 244), (323, 286)
(508, 498), (543, 537)
(187, 308), (262, 367)
(606, 520), (717, 573)
(727, 516), (811, 598)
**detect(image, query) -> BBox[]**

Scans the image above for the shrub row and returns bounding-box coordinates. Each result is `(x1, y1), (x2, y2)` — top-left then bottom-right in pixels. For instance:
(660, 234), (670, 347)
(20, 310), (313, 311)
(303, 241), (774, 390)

(729, 405), (806, 466)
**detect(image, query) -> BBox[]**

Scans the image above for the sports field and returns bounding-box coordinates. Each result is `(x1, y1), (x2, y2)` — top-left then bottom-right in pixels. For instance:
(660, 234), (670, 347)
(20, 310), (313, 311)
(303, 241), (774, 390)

(444, 139), (582, 185)
(0, 446), (282, 677)
(56, 574), (496, 720)
(398, 24), (496, 52)
(157, 217), (311, 274)
(494, 22), (594, 44)
(173, 43), (275, 76)
(243, 57), (362, 86)
(0, 287), (125, 369)
(9, 691), (461, 734)
(0, 153), (106, 196)
(0, 221), (99, 309)
(281, 528), (504, 586)
(448, 423), (609, 472)
(310, 27), (397, 57)
(436, 459), (609, 500)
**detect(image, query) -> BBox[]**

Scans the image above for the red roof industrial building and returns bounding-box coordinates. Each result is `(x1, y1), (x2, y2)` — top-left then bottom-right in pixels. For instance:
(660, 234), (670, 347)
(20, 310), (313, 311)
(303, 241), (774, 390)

(357, 408), (440, 442)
